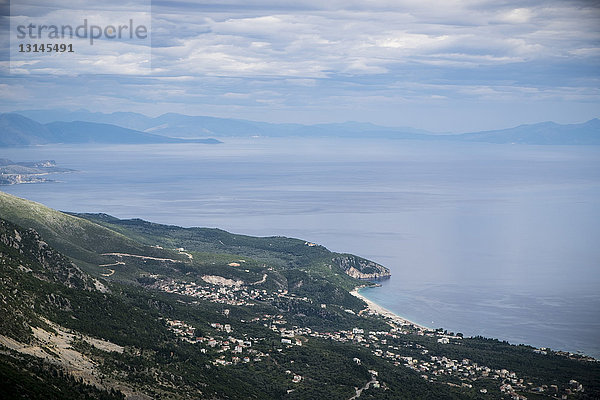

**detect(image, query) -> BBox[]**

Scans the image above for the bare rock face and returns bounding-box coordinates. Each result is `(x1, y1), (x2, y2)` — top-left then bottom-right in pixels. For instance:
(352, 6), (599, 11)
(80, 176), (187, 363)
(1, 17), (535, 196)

(201, 275), (244, 287)
(332, 255), (391, 280)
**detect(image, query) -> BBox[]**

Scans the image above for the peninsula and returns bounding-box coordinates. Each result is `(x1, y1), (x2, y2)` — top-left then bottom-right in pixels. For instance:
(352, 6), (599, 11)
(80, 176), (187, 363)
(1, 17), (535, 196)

(0, 191), (597, 400)
(0, 158), (75, 185)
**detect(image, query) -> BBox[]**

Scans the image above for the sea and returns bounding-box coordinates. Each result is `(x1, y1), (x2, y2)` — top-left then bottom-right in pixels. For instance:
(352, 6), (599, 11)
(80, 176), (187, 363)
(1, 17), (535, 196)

(2, 137), (599, 358)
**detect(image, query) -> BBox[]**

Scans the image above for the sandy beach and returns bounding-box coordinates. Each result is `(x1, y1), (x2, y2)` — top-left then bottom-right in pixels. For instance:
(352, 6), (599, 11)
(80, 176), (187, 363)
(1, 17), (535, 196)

(350, 286), (430, 330)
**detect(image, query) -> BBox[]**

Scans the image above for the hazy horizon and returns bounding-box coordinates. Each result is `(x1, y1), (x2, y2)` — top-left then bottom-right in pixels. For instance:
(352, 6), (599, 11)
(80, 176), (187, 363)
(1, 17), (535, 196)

(4, 107), (600, 135)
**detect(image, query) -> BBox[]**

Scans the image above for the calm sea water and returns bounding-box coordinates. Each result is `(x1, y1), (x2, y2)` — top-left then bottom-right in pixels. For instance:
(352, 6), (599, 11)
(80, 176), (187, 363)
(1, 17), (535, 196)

(2, 138), (599, 357)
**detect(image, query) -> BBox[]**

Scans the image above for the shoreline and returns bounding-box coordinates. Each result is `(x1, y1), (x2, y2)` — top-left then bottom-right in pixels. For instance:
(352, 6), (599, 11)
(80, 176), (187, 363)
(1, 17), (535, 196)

(350, 285), (430, 331)
(351, 286), (600, 361)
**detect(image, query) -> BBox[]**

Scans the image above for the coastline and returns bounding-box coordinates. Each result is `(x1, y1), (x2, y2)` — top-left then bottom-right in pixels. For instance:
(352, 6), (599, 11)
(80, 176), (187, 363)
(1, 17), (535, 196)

(350, 285), (430, 331)
(351, 285), (600, 361)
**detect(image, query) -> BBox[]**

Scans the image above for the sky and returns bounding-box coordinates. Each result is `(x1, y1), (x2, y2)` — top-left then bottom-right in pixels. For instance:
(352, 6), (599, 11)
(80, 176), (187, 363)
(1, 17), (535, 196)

(1, 0), (599, 132)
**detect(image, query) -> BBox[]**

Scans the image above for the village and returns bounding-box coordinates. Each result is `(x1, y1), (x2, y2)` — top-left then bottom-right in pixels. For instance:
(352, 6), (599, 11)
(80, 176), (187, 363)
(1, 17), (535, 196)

(155, 275), (587, 400)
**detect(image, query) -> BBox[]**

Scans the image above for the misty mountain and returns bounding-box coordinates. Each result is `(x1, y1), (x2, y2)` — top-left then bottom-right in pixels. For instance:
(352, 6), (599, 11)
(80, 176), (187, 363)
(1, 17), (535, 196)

(15, 109), (435, 139)
(9, 109), (600, 144)
(0, 114), (221, 146)
(0, 113), (55, 146)
(454, 119), (600, 145)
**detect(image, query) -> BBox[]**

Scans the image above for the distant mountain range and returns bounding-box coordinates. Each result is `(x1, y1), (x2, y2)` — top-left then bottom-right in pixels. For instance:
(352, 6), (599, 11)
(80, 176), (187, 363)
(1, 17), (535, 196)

(0, 113), (221, 146)
(455, 119), (600, 145)
(2, 109), (600, 145)
(13, 109), (432, 139)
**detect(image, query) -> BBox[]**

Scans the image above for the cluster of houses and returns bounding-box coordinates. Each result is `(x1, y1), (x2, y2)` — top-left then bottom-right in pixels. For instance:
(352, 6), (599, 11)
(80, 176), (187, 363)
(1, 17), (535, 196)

(252, 315), (586, 399)
(158, 275), (586, 398)
(344, 320), (586, 399)
(165, 316), (309, 384)
(152, 277), (316, 309)
(154, 279), (258, 307)
(165, 318), (271, 366)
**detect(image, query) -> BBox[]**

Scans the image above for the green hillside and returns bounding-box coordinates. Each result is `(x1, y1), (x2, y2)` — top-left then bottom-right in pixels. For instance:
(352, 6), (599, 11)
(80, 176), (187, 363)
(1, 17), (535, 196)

(0, 191), (173, 273)
(0, 216), (442, 399)
(1, 193), (599, 399)
(0, 192), (387, 306)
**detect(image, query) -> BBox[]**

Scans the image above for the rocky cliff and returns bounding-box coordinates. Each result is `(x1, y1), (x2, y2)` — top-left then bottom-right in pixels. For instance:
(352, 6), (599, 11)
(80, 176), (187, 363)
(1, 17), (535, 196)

(333, 255), (391, 280)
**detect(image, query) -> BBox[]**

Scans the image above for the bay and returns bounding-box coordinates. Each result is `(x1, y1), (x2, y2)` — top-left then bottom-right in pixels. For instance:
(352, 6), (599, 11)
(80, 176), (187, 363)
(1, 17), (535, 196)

(2, 138), (599, 357)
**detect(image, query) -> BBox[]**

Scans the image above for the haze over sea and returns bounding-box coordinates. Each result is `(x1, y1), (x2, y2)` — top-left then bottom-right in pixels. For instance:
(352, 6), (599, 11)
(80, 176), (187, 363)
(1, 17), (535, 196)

(2, 138), (599, 358)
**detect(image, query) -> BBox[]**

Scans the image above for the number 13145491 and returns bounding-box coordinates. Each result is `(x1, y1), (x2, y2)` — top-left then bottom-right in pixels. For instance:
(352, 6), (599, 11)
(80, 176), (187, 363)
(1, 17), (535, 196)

(18, 43), (74, 53)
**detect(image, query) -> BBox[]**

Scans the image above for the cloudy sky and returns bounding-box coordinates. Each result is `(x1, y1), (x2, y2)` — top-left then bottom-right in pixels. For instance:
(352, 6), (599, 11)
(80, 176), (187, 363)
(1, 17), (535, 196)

(1, 0), (599, 132)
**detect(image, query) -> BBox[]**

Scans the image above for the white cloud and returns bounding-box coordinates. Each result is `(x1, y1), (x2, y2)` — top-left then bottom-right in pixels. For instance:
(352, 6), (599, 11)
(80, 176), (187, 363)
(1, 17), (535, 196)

(495, 8), (533, 24)
(2, 0), (599, 131)
(143, 1), (599, 81)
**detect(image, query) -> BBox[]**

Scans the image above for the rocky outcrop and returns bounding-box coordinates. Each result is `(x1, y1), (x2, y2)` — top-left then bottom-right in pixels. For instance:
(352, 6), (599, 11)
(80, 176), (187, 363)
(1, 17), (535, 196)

(0, 174), (50, 185)
(333, 255), (391, 280)
(201, 275), (244, 287)
(0, 219), (100, 291)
